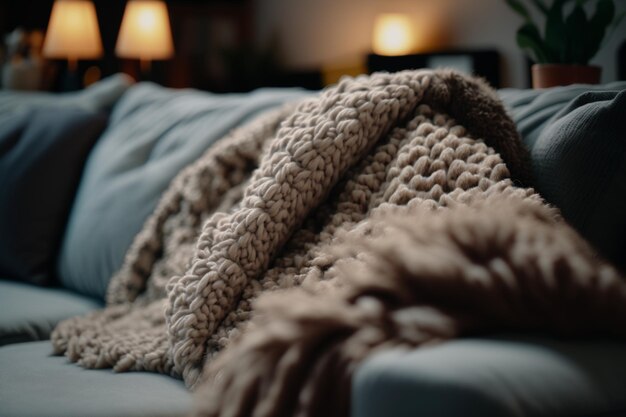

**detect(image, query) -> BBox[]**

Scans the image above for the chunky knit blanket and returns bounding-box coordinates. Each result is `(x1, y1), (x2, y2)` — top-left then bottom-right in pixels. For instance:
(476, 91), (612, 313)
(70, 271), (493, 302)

(52, 70), (626, 417)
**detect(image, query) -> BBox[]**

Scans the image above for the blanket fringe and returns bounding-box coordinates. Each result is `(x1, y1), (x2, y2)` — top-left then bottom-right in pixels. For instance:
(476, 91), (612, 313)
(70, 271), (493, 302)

(193, 196), (626, 417)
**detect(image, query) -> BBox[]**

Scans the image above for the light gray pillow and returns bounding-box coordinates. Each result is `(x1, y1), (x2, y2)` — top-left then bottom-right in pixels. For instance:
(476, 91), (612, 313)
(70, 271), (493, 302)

(0, 73), (134, 126)
(57, 84), (311, 299)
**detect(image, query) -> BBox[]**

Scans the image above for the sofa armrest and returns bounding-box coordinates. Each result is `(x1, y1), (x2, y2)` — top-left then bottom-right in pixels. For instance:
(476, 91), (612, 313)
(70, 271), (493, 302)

(353, 337), (626, 417)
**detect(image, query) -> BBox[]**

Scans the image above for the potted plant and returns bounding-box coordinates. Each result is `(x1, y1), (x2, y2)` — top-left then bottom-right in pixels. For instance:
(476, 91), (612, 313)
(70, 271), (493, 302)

(505, 0), (625, 88)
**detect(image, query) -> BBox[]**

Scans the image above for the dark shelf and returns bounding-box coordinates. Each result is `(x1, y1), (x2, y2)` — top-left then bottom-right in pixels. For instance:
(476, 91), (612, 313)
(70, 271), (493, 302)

(367, 49), (501, 89)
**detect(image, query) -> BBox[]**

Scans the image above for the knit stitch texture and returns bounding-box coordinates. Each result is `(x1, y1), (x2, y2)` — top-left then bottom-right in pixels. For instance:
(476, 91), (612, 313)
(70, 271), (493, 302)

(51, 69), (626, 417)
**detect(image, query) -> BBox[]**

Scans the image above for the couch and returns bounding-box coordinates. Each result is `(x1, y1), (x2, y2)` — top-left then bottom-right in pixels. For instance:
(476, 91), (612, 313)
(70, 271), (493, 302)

(0, 74), (625, 417)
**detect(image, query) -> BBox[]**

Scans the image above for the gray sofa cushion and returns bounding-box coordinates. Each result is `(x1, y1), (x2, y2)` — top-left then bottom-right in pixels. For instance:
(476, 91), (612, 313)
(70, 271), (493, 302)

(0, 73), (133, 126)
(353, 337), (626, 417)
(57, 85), (310, 299)
(500, 83), (626, 270)
(0, 280), (101, 346)
(0, 108), (107, 285)
(531, 90), (626, 270)
(499, 82), (626, 149)
(0, 341), (191, 417)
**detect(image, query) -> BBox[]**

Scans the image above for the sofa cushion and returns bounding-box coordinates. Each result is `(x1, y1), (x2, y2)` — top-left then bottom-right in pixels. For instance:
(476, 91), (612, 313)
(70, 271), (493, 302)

(499, 83), (626, 271)
(57, 85), (310, 299)
(353, 337), (626, 417)
(499, 82), (626, 149)
(532, 90), (626, 270)
(0, 280), (101, 346)
(0, 341), (191, 417)
(0, 73), (133, 126)
(0, 108), (107, 284)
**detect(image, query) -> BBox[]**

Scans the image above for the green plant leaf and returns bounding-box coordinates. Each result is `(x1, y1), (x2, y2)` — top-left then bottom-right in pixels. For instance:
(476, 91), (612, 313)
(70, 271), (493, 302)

(505, 0), (533, 21)
(545, 0), (568, 62)
(565, 4), (588, 64)
(583, 0), (615, 63)
(529, 0), (549, 14)
(601, 9), (626, 49)
(517, 22), (553, 62)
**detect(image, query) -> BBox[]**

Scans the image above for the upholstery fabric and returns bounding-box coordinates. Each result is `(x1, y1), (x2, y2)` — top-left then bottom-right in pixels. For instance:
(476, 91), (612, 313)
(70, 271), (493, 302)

(532, 90), (626, 270)
(499, 82), (626, 148)
(0, 108), (107, 284)
(0, 73), (133, 126)
(0, 280), (101, 346)
(500, 84), (626, 270)
(57, 85), (310, 299)
(354, 337), (626, 417)
(0, 341), (191, 417)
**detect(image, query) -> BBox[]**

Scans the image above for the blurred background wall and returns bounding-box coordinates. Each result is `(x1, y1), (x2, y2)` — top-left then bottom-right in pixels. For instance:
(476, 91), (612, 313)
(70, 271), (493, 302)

(255, 0), (626, 87)
(1, 0), (624, 90)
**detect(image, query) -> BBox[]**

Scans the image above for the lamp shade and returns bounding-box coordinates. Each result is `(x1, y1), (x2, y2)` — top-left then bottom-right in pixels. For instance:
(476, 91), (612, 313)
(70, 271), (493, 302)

(43, 0), (103, 60)
(115, 0), (174, 61)
(372, 14), (415, 56)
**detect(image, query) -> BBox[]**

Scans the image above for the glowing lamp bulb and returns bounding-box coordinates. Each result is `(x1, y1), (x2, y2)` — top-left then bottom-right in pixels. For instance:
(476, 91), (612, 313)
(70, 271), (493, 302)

(372, 14), (415, 56)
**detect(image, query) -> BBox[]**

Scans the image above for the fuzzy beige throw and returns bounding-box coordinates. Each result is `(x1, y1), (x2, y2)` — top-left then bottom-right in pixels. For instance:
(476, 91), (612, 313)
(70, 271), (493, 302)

(51, 69), (626, 417)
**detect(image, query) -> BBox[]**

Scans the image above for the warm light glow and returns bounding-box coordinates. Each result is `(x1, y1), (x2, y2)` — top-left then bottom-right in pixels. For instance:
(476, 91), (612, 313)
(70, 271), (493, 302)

(43, 0), (103, 61)
(115, 0), (174, 62)
(372, 14), (415, 56)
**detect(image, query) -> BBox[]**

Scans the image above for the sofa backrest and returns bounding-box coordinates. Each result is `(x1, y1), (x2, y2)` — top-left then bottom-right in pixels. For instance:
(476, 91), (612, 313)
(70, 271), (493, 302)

(56, 85), (311, 299)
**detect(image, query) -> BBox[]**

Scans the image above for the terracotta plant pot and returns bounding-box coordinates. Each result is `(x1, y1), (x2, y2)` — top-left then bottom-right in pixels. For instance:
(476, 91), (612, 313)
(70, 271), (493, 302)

(532, 64), (601, 89)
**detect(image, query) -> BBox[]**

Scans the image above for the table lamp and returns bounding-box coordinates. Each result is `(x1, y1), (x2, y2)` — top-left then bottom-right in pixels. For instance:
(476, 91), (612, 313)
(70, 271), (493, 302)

(115, 0), (174, 73)
(372, 14), (416, 56)
(42, 0), (103, 71)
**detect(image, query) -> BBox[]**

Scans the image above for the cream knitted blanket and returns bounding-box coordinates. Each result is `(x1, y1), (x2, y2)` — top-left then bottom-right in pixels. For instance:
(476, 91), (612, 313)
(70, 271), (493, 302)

(52, 70), (626, 417)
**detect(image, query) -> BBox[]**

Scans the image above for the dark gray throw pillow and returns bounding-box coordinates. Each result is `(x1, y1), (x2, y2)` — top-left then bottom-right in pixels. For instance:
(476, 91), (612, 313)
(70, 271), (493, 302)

(0, 108), (107, 285)
(532, 90), (626, 270)
(501, 84), (626, 271)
